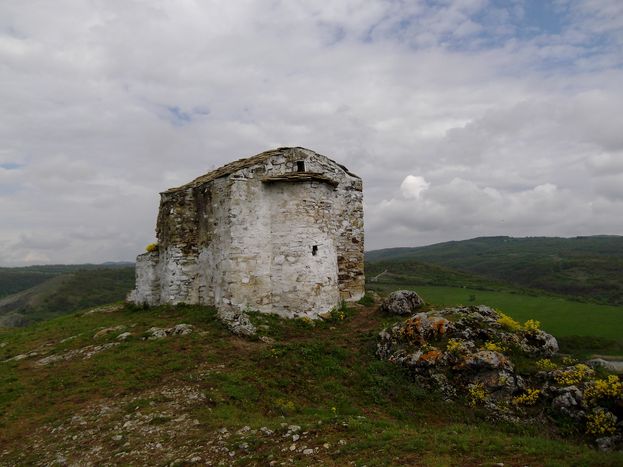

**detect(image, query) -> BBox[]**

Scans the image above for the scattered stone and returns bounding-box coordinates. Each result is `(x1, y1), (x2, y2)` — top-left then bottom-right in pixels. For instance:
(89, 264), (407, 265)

(260, 426), (274, 436)
(35, 343), (120, 366)
(236, 426), (251, 435)
(83, 304), (123, 315)
(259, 336), (275, 344)
(59, 335), (79, 344)
(318, 311), (333, 320)
(586, 358), (623, 373)
(303, 448), (314, 455)
(379, 290), (424, 315)
(117, 332), (133, 341)
(94, 325), (126, 339)
(217, 308), (256, 337)
(144, 324), (193, 340)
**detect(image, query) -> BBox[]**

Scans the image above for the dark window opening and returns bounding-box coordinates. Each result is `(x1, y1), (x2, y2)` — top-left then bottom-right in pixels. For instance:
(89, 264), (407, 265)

(312, 245), (318, 256)
(296, 161), (306, 172)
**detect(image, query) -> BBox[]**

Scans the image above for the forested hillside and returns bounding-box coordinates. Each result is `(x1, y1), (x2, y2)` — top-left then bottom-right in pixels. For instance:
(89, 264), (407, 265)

(0, 266), (135, 327)
(366, 236), (623, 305)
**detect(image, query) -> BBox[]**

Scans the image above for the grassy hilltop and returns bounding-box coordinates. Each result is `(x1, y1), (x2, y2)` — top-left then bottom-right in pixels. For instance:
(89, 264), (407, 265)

(1, 301), (622, 465)
(1, 236), (623, 463)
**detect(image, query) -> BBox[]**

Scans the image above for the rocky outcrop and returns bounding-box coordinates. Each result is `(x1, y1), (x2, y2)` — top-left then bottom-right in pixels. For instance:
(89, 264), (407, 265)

(377, 303), (623, 450)
(378, 290), (424, 315)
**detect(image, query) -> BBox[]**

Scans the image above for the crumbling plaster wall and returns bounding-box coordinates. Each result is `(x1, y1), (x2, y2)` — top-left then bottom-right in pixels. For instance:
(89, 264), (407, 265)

(129, 148), (364, 317)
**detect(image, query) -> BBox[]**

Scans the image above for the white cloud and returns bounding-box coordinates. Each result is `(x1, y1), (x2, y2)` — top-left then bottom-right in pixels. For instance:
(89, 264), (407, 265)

(0, 0), (622, 264)
(400, 175), (430, 199)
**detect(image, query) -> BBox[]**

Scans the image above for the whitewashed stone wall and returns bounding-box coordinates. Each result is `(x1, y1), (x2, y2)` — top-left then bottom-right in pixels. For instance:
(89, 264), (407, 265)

(128, 147), (364, 318)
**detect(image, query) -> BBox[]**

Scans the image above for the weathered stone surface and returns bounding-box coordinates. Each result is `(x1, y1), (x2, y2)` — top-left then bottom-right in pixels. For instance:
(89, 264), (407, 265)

(377, 303), (623, 450)
(144, 324), (193, 340)
(378, 290), (424, 315)
(128, 147), (364, 319)
(216, 309), (257, 337)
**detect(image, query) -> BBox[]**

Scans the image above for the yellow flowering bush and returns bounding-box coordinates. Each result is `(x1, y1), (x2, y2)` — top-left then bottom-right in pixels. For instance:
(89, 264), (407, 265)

(483, 341), (506, 352)
(584, 375), (623, 403)
(468, 383), (486, 406)
(330, 302), (347, 321)
(523, 319), (541, 332)
(554, 363), (593, 386)
(298, 316), (315, 327)
(446, 338), (463, 354)
(275, 398), (297, 415)
(562, 356), (577, 366)
(536, 358), (558, 371)
(497, 312), (521, 331)
(585, 409), (617, 436)
(145, 243), (158, 252)
(512, 388), (541, 406)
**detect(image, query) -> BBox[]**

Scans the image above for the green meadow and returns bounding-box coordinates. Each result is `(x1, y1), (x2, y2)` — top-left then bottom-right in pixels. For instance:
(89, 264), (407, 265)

(414, 285), (623, 339)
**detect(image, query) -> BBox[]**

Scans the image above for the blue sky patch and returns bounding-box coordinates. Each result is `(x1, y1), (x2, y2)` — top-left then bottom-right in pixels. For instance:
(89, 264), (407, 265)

(0, 162), (23, 170)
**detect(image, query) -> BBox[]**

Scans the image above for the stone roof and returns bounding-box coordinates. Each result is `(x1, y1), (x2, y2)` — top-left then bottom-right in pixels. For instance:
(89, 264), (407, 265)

(261, 172), (339, 187)
(163, 147), (358, 193)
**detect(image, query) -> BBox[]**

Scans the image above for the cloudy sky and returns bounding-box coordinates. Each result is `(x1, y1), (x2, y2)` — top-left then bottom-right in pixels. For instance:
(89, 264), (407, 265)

(1, 0), (622, 265)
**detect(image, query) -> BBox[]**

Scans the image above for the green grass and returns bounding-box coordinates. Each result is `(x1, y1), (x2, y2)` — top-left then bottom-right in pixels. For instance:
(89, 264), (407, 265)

(370, 282), (623, 357)
(1, 302), (622, 464)
(412, 285), (623, 339)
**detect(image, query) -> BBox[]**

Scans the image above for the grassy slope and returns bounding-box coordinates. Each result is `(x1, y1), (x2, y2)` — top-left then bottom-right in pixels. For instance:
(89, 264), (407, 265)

(1, 303), (622, 465)
(0, 267), (135, 327)
(366, 235), (623, 306)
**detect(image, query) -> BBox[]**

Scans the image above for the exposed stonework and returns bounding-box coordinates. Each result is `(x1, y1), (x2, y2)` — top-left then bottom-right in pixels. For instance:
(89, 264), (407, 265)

(128, 147), (364, 318)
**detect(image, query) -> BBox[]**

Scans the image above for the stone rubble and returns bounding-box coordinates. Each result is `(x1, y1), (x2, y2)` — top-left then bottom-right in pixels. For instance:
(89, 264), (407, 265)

(144, 324), (193, 340)
(35, 343), (120, 366)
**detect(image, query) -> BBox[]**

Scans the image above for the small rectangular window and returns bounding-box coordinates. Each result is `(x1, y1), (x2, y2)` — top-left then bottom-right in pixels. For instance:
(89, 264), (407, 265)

(312, 245), (318, 256)
(296, 161), (305, 172)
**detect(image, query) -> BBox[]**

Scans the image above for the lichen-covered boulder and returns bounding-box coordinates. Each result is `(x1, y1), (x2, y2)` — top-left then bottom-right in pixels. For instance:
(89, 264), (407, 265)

(377, 303), (623, 451)
(378, 290), (424, 315)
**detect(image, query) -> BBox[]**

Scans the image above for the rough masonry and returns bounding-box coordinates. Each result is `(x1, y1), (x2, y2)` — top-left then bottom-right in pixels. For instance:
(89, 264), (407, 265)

(128, 147), (365, 318)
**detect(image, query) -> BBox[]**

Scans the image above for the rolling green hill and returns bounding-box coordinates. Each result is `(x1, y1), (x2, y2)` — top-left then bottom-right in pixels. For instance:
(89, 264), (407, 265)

(0, 263), (134, 299)
(0, 267), (135, 327)
(366, 235), (623, 305)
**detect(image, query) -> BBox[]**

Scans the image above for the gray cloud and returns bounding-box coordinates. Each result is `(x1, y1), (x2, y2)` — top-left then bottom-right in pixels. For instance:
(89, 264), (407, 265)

(0, 0), (622, 265)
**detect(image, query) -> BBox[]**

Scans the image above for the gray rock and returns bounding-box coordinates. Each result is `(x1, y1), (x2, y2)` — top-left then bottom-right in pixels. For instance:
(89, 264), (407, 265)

(379, 290), (424, 315)
(524, 329), (559, 356)
(586, 358), (623, 373)
(217, 308), (256, 337)
(93, 325), (126, 339)
(145, 324), (193, 339)
(459, 350), (513, 372)
(116, 332), (133, 341)
(595, 435), (620, 452)
(551, 385), (584, 418)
